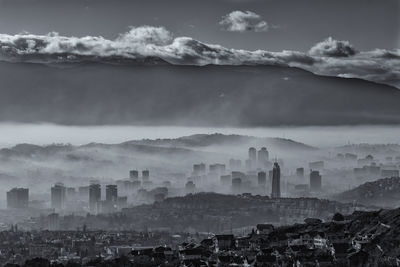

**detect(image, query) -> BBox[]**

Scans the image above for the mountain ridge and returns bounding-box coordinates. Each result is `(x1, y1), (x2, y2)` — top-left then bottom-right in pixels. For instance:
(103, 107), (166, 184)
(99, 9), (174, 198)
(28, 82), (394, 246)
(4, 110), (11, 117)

(0, 133), (314, 157)
(0, 61), (399, 126)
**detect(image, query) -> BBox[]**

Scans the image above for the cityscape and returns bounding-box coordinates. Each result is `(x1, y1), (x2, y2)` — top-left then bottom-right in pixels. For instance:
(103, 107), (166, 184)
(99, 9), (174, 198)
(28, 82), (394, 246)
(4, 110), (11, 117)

(0, 0), (398, 266)
(0, 139), (398, 266)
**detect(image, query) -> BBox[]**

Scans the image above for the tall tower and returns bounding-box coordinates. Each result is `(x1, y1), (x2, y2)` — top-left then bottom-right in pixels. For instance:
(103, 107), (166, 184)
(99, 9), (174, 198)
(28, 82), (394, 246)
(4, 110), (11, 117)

(296, 167), (305, 179)
(248, 147), (257, 162)
(89, 183), (101, 214)
(258, 147), (269, 167)
(142, 170), (150, 181)
(271, 162), (281, 198)
(7, 188), (29, 209)
(51, 183), (66, 211)
(310, 170), (322, 191)
(106, 185), (118, 203)
(129, 170), (139, 180)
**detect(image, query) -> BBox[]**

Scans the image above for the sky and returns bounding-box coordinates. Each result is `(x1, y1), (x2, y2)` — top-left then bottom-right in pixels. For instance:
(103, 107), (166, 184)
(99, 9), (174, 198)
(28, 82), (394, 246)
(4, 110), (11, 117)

(0, 0), (398, 52)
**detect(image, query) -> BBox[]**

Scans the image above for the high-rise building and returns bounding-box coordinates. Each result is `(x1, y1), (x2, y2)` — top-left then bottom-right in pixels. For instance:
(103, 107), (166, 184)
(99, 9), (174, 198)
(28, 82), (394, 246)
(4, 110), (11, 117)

(51, 183), (66, 211)
(142, 170), (150, 181)
(193, 163), (206, 175)
(271, 162), (281, 198)
(310, 171), (322, 191)
(66, 187), (76, 200)
(47, 213), (60, 231)
(7, 188), (29, 209)
(257, 171), (267, 186)
(258, 147), (269, 167)
(129, 170), (139, 180)
(209, 164), (226, 174)
(248, 147), (257, 164)
(296, 167), (305, 179)
(106, 185), (118, 203)
(231, 171), (246, 180)
(89, 183), (101, 214)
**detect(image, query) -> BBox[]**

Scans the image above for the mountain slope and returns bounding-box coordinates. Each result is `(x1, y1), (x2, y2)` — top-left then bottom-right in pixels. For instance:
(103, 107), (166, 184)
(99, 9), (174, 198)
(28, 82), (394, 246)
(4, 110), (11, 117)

(0, 62), (399, 126)
(333, 177), (400, 208)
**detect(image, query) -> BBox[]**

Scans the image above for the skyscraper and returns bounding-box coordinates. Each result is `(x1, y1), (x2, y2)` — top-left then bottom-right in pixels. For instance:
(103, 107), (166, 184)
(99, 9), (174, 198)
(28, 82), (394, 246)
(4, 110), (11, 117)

(66, 187), (76, 199)
(296, 167), (305, 179)
(129, 170), (139, 180)
(271, 162), (281, 198)
(209, 164), (226, 174)
(47, 213), (60, 231)
(310, 170), (322, 191)
(106, 185), (118, 203)
(193, 163), (206, 175)
(142, 170), (150, 181)
(102, 185), (118, 213)
(7, 188), (29, 209)
(51, 183), (66, 211)
(89, 183), (101, 214)
(248, 147), (257, 163)
(258, 147), (269, 167)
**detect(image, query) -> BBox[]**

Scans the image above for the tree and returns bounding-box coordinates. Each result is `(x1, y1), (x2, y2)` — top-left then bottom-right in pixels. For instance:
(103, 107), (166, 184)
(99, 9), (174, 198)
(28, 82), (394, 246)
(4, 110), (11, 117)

(23, 258), (51, 267)
(332, 213), (345, 221)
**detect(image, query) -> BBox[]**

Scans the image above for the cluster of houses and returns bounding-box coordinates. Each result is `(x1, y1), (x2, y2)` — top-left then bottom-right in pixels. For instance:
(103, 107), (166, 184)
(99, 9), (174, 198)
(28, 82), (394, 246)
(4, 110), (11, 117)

(0, 219), (391, 267)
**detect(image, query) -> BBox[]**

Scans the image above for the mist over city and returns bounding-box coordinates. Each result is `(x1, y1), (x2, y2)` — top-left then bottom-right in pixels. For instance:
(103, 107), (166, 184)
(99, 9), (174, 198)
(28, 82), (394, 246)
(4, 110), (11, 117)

(0, 0), (399, 266)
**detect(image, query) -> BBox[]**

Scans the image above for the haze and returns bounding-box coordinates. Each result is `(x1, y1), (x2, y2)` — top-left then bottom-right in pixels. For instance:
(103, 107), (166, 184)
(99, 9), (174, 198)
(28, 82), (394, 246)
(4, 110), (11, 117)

(2, 123), (400, 148)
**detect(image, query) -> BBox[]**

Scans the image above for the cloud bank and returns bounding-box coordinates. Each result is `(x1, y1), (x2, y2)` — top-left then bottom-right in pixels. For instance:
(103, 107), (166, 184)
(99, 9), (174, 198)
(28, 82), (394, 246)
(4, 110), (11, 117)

(0, 26), (398, 88)
(219, 11), (268, 32)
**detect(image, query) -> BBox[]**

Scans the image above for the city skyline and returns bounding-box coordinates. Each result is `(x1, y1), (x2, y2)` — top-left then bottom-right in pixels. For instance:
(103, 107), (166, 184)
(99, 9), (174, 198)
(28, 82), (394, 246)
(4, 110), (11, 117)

(0, 1), (398, 266)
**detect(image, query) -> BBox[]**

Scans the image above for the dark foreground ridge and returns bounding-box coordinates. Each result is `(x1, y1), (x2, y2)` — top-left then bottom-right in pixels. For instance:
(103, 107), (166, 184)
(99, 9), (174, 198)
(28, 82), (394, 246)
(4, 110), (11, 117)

(2, 207), (400, 266)
(333, 176), (400, 208)
(0, 62), (399, 126)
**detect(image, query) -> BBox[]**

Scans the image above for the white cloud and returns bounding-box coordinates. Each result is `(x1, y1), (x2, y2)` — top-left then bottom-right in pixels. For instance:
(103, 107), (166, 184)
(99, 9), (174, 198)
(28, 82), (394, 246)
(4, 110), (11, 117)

(219, 11), (268, 32)
(0, 27), (398, 88)
(309, 37), (357, 57)
(117, 26), (173, 45)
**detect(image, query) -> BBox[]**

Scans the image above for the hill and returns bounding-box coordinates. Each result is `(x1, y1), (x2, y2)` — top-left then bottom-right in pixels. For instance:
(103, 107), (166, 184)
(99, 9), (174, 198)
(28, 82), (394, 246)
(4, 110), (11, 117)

(78, 192), (368, 232)
(123, 133), (315, 151)
(0, 62), (399, 126)
(333, 177), (400, 208)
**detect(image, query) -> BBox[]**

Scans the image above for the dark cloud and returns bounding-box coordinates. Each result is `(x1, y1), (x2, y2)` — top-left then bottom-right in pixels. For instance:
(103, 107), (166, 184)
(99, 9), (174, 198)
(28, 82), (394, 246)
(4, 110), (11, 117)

(219, 11), (268, 32)
(309, 37), (357, 57)
(0, 27), (398, 88)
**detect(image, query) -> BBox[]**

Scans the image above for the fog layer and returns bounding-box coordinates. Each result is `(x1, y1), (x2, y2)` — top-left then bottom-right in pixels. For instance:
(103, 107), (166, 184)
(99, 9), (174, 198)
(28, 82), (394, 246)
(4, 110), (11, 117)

(2, 124), (400, 148)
